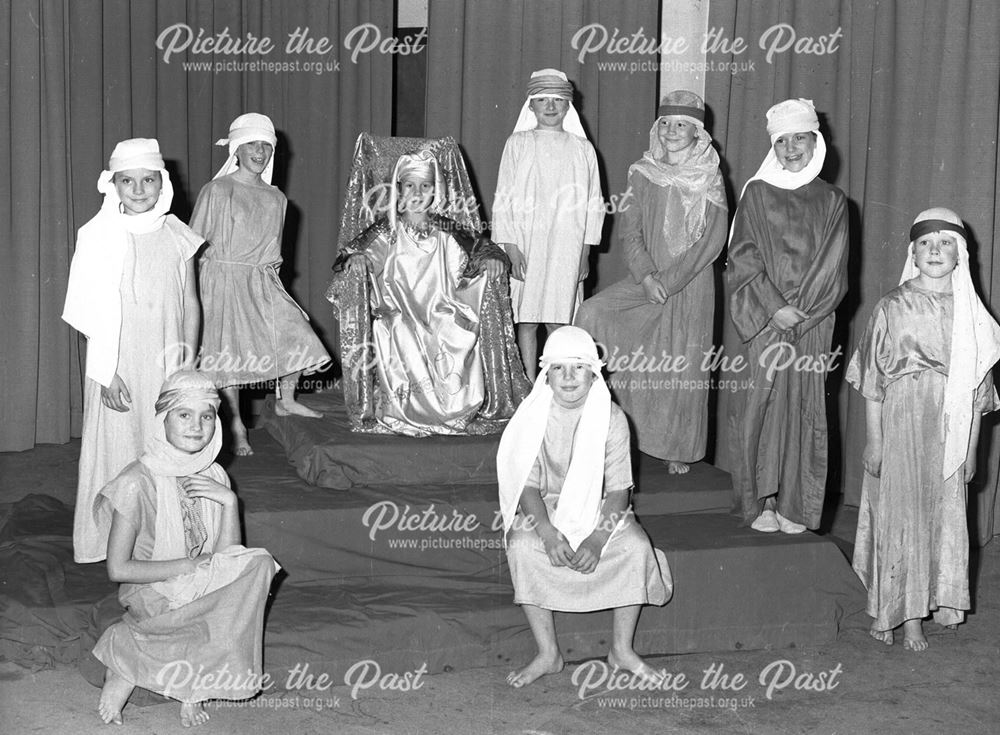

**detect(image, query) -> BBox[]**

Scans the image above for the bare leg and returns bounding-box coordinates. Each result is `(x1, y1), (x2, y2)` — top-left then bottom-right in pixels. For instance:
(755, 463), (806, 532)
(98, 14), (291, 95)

(507, 604), (564, 688)
(98, 668), (134, 725)
(274, 370), (323, 418)
(902, 618), (928, 651)
(607, 605), (664, 684)
(665, 461), (690, 474)
(180, 702), (210, 727)
(517, 324), (540, 382)
(221, 386), (253, 456)
(869, 622), (893, 645)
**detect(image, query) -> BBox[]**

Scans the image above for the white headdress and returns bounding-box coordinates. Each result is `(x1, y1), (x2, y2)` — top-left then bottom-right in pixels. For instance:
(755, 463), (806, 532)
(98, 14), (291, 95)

(62, 138), (174, 386)
(497, 326), (611, 548)
(213, 112), (278, 184)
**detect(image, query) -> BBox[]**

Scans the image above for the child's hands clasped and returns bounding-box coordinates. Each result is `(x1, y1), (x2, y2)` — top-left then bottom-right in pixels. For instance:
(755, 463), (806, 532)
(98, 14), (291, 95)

(769, 305), (809, 332)
(538, 525), (575, 567)
(641, 273), (668, 304)
(569, 534), (606, 574)
(101, 374), (132, 412)
(180, 476), (237, 507)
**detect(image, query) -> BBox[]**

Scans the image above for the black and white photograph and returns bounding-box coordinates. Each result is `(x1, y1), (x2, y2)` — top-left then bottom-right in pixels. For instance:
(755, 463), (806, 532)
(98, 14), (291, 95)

(2, 1), (1000, 733)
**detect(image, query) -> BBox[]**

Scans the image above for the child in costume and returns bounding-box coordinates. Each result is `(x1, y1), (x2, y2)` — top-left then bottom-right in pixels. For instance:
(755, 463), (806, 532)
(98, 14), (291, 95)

(492, 69), (605, 380)
(846, 207), (1000, 651)
(335, 145), (508, 435)
(726, 98), (849, 534)
(497, 326), (671, 688)
(190, 113), (330, 455)
(62, 138), (203, 563)
(92, 370), (278, 726)
(576, 90), (727, 474)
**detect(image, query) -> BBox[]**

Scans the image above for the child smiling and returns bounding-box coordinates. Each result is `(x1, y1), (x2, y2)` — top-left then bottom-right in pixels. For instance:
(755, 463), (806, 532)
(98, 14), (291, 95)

(847, 207), (1000, 650)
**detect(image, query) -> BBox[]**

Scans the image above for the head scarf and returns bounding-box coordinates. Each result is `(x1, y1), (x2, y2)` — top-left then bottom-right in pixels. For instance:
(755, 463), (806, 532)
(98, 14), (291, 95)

(497, 326), (612, 548)
(61, 138), (174, 386)
(898, 208), (1000, 479)
(139, 371), (224, 561)
(628, 91), (726, 254)
(213, 112), (278, 184)
(388, 145), (447, 230)
(511, 68), (588, 139)
(740, 98), (826, 197)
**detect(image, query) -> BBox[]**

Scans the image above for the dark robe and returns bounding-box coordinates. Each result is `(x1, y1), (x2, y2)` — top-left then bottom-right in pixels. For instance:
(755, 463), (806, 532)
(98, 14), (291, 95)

(725, 178), (849, 528)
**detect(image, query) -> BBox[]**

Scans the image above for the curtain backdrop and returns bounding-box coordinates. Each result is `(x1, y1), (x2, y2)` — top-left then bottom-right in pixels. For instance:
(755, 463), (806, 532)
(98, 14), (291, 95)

(424, 0), (1000, 542)
(424, 0), (660, 292)
(706, 0), (1000, 543)
(1, 0), (393, 452)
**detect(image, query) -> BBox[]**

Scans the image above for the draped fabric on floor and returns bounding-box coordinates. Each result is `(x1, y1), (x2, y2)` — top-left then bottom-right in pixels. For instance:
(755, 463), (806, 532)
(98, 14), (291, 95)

(423, 0), (1000, 543)
(1, 0), (393, 451)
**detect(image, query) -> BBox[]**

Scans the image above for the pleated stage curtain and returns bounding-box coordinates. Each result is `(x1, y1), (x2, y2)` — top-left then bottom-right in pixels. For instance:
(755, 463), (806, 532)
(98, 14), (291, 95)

(423, 0), (660, 292)
(0, 0), (393, 451)
(423, 0), (1000, 542)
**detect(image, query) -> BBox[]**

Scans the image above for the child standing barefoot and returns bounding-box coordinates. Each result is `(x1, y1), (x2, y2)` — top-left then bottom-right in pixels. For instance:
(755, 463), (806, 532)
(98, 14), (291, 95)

(846, 207), (1000, 651)
(497, 327), (672, 687)
(190, 113), (330, 455)
(492, 70), (605, 380)
(92, 371), (277, 726)
(63, 139), (202, 563)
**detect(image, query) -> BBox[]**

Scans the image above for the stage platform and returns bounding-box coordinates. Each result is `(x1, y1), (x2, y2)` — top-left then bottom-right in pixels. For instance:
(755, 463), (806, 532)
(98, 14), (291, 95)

(1, 427), (868, 684)
(257, 392), (733, 517)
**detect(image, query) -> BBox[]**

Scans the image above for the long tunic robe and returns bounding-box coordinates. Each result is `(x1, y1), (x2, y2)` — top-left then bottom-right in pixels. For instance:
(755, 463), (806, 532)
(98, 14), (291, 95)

(506, 403), (672, 611)
(190, 176), (330, 387)
(846, 281), (997, 629)
(91, 462), (276, 703)
(74, 221), (200, 563)
(354, 221), (488, 436)
(576, 173), (727, 460)
(492, 130), (605, 323)
(726, 179), (849, 528)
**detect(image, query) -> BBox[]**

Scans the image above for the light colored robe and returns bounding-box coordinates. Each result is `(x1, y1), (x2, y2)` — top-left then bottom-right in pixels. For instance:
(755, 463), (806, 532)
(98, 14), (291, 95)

(190, 175), (330, 387)
(91, 462), (276, 703)
(847, 281), (997, 629)
(506, 403), (672, 612)
(359, 222), (487, 436)
(492, 130), (605, 323)
(74, 221), (199, 563)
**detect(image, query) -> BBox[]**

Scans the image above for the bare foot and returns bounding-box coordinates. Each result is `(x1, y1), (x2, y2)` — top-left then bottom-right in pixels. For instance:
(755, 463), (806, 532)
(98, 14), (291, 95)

(869, 624), (893, 645)
(665, 460), (690, 474)
(180, 702), (210, 727)
(607, 649), (665, 685)
(231, 427), (253, 456)
(98, 668), (134, 725)
(506, 650), (564, 688)
(902, 619), (928, 651)
(274, 399), (323, 419)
